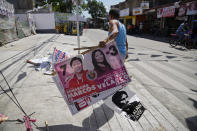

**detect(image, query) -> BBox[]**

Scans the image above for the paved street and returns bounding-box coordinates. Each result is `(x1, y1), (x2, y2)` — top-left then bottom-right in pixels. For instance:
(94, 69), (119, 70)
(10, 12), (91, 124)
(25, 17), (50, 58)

(0, 29), (197, 131)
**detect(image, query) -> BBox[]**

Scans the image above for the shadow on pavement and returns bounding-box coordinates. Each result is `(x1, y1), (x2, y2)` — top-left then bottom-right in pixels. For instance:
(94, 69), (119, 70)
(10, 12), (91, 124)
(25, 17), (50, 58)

(186, 116), (197, 131)
(137, 53), (148, 55)
(166, 56), (177, 59)
(182, 56), (193, 59)
(0, 88), (13, 95)
(127, 58), (140, 62)
(151, 54), (162, 58)
(38, 124), (98, 131)
(128, 52), (135, 54)
(191, 89), (197, 93)
(195, 73), (197, 76)
(82, 104), (114, 129)
(15, 72), (27, 83)
(162, 51), (173, 54)
(173, 46), (187, 51)
(188, 98), (197, 109)
(38, 104), (113, 131)
(130, 34), (169, 43)
(55, 41), (76, 46)
(185, 98), (197, 131)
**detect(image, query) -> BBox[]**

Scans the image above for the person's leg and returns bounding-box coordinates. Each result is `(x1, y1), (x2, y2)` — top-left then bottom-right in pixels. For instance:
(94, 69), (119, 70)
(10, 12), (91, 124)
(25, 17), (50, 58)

(194, 36), (197, 48)
(180, 32), (185, 42)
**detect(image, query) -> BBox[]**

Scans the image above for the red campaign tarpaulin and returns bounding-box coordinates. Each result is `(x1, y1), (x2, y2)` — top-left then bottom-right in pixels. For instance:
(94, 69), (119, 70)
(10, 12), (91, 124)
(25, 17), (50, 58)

(157, 6), (175, 18)
(186, 1), (197, 15)
(53, 41), (131, 115)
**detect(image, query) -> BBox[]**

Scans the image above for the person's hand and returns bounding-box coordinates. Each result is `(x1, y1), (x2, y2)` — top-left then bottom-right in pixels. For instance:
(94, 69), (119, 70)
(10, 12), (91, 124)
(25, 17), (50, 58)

(125, 51), (128, 59)
(0, 114), (8, 124)
(99, 40), (106, 48)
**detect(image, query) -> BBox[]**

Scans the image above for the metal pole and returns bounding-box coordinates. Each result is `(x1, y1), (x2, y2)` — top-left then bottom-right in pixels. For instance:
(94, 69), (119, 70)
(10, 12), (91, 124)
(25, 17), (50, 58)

(76, 0), (80, 54)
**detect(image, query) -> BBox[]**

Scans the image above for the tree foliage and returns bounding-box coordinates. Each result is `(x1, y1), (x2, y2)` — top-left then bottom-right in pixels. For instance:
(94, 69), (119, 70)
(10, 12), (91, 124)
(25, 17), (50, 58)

(85, 0), (107, 18)
(48, 0), (74, 13)
(46, 0), (86, 14)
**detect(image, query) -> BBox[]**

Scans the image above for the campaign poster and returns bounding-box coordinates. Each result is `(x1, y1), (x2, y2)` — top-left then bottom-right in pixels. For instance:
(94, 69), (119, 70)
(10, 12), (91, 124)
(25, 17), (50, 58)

(104, 87), (146, 121)
(53, 75), (123, 115)
(53, 41), (131, 114)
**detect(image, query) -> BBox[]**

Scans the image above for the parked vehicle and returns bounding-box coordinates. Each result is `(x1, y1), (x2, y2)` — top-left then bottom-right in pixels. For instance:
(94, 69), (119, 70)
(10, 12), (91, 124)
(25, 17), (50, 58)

(72, 26), (77, 35)
(104, 22), (109, 31)
(169, 33), (195, 49)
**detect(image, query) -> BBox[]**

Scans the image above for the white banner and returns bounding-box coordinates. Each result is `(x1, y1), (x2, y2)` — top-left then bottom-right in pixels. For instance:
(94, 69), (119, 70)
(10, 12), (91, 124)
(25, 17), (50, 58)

(133, 7), (143, 16)
(120, 8), (129, 17)
(178, 5), (186, 16)
(141, 2), (149, 9)
(186, 1), (197, 15)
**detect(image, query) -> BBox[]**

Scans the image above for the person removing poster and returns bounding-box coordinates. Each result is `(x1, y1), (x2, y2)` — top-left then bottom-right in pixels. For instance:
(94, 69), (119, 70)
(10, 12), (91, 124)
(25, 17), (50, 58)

(54, 41), (131, 115)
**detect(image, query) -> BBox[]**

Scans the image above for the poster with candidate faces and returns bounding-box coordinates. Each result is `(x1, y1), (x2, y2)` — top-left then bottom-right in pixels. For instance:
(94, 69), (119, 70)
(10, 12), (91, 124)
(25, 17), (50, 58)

(54, 41), (131, 115)
(53, 75), (123, 115)
(104, 87), (146, 121)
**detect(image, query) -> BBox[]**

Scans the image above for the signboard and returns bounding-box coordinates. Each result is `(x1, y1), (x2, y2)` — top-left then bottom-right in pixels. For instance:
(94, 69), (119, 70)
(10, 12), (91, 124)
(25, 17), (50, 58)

(54, 41), (131, 115)
(133, 7), (143, 16)
(157, 6), (175, 18)
(54, 12), (72, 25)
(120, 8), (129, 17)
(157, 8), (163, 18)
(162, 6), (175, 18)
(0, 0), (14, 17)
(186, 1), (197, 15)
(141, 2), (149, 9)
(178, 5), (186, 16)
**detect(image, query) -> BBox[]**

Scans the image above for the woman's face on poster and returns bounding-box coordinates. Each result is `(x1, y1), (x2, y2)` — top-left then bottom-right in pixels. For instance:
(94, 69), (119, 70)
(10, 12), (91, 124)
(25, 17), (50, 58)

(95, 51), (104, 63)
(72, 60), (82, 73)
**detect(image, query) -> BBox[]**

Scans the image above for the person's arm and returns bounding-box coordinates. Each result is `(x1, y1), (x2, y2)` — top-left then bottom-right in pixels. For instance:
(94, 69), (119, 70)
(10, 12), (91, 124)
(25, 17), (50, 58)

(125, 37), (128, 59)
(99, 20), (119, 47)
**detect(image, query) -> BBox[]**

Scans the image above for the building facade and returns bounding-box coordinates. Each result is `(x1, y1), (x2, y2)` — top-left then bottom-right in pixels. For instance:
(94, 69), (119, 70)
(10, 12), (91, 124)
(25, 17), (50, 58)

(7, 0), (35, 14)
(111, 0), (197, 36)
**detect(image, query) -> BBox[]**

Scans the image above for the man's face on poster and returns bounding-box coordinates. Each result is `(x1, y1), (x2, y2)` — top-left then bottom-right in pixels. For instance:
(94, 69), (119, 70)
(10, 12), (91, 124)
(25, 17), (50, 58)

(95, 51), (104, 63)
(120, 93), (128, 105)
(109, 46), (118, 56)
(72, 60), (82, 73)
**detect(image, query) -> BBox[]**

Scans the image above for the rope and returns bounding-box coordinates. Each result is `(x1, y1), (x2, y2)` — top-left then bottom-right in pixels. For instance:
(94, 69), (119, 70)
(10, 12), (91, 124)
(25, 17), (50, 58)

(0, 71), (39, 128)
(0, 71), (27, 116)
(0, 85), (25, 114)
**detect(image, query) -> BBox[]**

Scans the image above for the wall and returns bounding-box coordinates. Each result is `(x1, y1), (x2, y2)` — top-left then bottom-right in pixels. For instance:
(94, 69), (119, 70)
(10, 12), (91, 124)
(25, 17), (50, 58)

(33, 13), (55, 32)
(15, 14), (31, 38)
(0, 16), (18, 45)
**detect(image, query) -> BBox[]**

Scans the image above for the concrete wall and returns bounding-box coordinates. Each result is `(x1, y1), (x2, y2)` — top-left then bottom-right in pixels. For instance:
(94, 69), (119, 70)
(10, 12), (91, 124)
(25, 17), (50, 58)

(15, 14), (31, 37)
(33, 13), (55, 32)
(0, 16), (18, 45)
